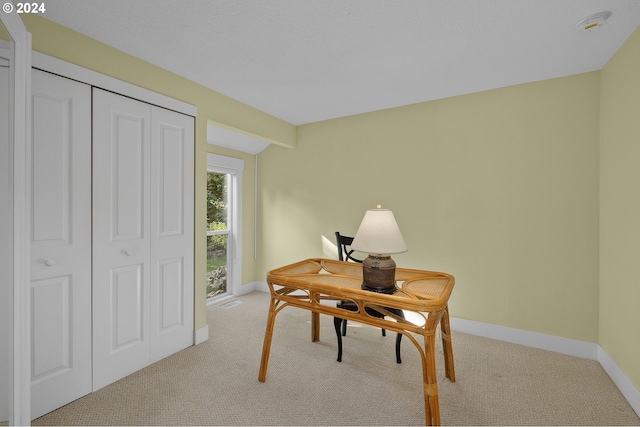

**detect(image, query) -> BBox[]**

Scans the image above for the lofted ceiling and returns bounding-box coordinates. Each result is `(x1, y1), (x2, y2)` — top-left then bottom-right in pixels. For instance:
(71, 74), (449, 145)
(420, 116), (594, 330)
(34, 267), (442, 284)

(42, 0), (640, 126)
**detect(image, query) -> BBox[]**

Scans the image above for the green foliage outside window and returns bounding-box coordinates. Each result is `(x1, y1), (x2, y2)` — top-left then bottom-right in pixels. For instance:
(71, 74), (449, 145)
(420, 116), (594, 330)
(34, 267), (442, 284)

(207, 222), (227, 252)
(206, 171), (228, 298)
(207, 172), (227, 225)
(207, 172), (228, 252)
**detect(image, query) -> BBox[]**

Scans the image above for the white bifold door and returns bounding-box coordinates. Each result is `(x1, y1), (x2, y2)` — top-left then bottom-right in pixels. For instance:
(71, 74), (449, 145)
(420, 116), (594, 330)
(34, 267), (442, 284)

(29, 72), (194, 418)
(30, 70), (93, 419)
(92, 88), (194, 390)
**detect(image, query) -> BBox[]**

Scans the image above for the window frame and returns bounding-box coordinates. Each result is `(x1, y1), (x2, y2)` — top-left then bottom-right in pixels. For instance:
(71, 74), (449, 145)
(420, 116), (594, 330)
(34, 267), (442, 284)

(206, 153), (243, 303)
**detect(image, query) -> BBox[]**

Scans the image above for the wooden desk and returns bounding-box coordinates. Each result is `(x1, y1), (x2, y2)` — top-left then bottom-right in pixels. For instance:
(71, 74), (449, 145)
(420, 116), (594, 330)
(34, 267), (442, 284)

(258, 258), (455, 426)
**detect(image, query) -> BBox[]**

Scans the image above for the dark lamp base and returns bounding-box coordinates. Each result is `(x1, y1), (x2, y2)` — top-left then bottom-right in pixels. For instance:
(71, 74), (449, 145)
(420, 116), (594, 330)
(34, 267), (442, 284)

(361, 254), (396, 294)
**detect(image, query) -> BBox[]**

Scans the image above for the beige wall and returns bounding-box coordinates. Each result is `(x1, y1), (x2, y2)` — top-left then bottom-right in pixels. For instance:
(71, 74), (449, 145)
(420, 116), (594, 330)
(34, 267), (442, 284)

(600, 26), (640, 392)
(21, 15), (296, 330)
(258, 72), (601, 343)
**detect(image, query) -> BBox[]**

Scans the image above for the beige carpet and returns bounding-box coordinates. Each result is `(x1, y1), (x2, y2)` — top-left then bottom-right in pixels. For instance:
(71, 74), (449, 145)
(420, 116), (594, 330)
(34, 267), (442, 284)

(33, 291), (640, 426)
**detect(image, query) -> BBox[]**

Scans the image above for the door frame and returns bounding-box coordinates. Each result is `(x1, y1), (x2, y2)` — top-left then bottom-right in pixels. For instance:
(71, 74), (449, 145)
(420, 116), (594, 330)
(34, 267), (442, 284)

(32, 52), (196, 116)
(1, 10), (32, 426)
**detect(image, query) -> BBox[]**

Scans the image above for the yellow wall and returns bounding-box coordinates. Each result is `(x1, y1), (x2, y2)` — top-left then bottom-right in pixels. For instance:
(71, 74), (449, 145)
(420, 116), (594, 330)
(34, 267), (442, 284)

(20, 12), (640, 395)
(21, 15), (297, 330)
(600, 26), (640, 391)
(258, 72), (601, 342)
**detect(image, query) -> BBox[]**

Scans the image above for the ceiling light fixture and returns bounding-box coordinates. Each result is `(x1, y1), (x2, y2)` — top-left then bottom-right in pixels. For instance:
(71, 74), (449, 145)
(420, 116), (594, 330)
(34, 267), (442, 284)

(576, 11), (612, 32)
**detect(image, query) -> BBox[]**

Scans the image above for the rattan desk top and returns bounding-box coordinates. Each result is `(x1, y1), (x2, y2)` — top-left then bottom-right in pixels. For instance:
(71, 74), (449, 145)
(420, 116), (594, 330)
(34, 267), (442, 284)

(267, 258), (454, 314)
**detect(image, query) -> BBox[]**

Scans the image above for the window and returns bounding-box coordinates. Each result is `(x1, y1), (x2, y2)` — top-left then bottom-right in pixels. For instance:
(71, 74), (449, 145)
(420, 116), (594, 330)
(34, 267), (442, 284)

(206, 153), (243, 303)
(206, 171), (229, 298)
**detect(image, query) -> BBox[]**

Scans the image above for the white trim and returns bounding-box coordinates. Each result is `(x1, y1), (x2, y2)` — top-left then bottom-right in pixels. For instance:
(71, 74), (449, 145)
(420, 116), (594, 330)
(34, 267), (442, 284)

(253, 282), (271, 293)
(449, 317), (598, 360)
(206, 294), (237, 307)
(209, 280), (262, 297)
(16, 34), (31, 426)
(207, 229), (229, 237)
(598, 347), (640, 416)
(207, 123), (270, 155)
(254, 155), (258, 259)
(207, 281), (261, 299)
(194, 325), (209, 345)
(237, 281), (262, 295)
(1, 10), (32, 426)
(450, 316), (639, 416)
(206, 153), (243, 300)
(32, 51), (196, 116)
(206, 153), (245, 172)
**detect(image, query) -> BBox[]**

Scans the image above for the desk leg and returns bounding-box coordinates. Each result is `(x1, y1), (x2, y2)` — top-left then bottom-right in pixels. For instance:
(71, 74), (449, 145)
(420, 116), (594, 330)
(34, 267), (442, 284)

(440, 305), (456, 382)
(421, 334), (440, 426)
(311, 311), (320, 342)
(258, 296), (277, 382)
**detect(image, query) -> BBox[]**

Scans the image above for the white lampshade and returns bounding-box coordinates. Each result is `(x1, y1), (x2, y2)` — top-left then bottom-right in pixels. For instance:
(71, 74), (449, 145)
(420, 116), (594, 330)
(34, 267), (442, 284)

(351, 208), (407, 255)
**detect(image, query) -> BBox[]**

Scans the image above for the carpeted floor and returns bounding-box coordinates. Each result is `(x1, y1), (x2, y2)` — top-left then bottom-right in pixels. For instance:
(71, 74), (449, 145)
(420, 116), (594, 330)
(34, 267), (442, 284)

(33, 291), (640, 426)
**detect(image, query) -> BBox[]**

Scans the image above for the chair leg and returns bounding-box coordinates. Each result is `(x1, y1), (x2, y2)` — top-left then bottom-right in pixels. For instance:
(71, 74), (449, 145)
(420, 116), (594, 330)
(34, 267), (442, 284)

(334, 307), (404, 364)
(334, 317), (344, 362)
(395, 309), (404, 363)
(395, 333), (402, 364)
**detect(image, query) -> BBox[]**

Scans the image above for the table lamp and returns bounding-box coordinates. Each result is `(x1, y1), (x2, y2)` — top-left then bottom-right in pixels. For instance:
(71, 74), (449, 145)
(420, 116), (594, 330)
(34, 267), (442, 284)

(350, 205), (407, 294)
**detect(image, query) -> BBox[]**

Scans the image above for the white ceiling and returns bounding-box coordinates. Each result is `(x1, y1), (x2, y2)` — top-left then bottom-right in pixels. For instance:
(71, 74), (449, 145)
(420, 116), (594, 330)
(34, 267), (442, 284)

(42, 0), (640, 126)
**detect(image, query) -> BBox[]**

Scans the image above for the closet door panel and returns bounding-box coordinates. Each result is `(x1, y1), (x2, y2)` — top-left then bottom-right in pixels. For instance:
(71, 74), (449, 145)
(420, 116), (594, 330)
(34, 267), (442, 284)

(111, 264), (144, 348)
(92, 88), (151, 391)
(31, 276), (71, 377)
(150, 107), (194, 363)
(112, 113), (145, 239)
(30, 70), (92, 419)
(157, 257), (183, 329)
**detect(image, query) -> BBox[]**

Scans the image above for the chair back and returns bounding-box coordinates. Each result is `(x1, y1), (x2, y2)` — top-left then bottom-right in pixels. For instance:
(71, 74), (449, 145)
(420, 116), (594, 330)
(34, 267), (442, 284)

(335, 231), (363, 263)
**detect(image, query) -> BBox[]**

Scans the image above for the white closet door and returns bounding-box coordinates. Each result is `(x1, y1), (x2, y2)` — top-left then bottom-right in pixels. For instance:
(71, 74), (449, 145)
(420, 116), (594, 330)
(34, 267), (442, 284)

(30, 70), (92, 418)
(150, 107), (194, 363)
(92, 88), (194, 390)
(92, 88), (152, 391)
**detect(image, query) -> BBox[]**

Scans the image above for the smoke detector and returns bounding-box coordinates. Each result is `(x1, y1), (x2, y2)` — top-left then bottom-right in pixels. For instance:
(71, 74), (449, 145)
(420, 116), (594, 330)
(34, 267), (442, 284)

(576, 11), (612, 32)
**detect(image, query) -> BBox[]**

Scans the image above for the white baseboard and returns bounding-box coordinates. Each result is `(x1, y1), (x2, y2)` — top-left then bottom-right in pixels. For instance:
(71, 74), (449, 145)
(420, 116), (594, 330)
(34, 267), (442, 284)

(237, 281), (267, 295)
(194, 324), (209, 345)
(598, 346), (640, 416)
(450, 316), (640, 417)
(449, 317), (598, 359)
(205, 282), (265, 309)
(250, 281), (270, 293)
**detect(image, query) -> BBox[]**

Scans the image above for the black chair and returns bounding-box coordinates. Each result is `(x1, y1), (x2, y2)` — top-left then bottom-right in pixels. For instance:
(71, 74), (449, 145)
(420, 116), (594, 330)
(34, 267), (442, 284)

(334, 231), (403, 363)
(335, 231), (363, 264)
